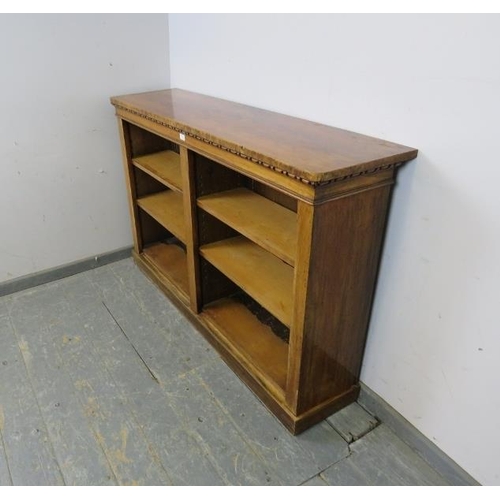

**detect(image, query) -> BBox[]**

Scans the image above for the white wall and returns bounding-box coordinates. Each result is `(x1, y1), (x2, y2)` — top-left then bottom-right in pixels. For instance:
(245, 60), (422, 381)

(0, 14), (170, 283)
(169, 14), (500, 485)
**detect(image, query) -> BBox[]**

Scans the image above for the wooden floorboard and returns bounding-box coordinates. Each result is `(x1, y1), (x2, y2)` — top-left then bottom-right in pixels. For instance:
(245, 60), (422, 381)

(0, 306), (64, 485)
(164, 369), (285, 485)
(47, 281), (171, 486)
(0, 258), (457, 486)
(88, 263), (292, 484)
(195, 361), (350, 485)
(320, 425), (450, 486)
(80, 269), (226, 485)
(301, 474), (328, 486)
(326, 402), (379, 443)
(0, 304), (12, 485)
(7, 287), (117, 486)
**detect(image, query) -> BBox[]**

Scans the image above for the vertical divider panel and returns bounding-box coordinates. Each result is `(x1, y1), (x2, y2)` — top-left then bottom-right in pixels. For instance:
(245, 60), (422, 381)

(285, 201), (314, 412)
(180, 146), (201, 313)
(117, 118), (143, 253)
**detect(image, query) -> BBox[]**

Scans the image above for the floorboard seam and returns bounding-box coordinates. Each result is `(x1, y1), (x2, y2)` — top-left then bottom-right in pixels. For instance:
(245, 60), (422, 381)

(325, 413), (380, 445)
(298, 473), (323, 486)
(42, 310), (121, 485)
(0, 426), (13, 485)
(184, 426), (232, 486)
(317, 450), (354, 485)
(101, 300), (160, 384)
(7, 312), (66, 486)
(0, 353), (13, 485)
(97, 268), (233, 377)
(299, 447), (355, 486)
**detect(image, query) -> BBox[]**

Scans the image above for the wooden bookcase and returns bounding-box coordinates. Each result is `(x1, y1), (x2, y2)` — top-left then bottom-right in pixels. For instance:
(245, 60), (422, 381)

(111, 89), (417, 434)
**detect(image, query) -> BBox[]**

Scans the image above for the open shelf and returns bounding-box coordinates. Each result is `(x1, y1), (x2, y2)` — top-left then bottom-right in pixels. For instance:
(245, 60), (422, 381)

(202, 296), (288, 395)
(137, 190), (186, 243)
(132, 150), (182, 192)
(142, 241), (189, 298)
(200, 236), (293, 327)
(198, 187), (297, 266)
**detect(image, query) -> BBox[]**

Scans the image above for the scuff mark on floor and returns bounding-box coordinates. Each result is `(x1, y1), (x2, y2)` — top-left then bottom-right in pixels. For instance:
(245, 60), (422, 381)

(0, 405), (4, 432)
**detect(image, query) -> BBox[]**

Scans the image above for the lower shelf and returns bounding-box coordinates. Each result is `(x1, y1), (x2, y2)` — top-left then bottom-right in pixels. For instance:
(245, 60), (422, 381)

(200, 236), (293, 327)
(141, 242), (189, 300)
(202, 297), (289, 398)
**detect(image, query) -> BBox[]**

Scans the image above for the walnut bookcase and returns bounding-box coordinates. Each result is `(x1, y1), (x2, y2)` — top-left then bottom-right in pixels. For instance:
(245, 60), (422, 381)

(111, 89), (417, 434)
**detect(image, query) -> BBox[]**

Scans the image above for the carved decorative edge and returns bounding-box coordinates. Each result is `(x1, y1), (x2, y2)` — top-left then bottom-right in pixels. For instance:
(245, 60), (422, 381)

(114, 104), (404, 186)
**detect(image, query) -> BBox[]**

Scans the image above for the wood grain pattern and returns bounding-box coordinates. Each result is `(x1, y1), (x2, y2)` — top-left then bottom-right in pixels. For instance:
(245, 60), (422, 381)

(293, 186), (393, 414)
(180, 146), (201, 312)
(117, 119), (142, 252)
(252, 182), (297, 212)
(286, 201), (315, 412)
(111, 89), (417, 184)
(198, 188), (297, 266)
(194, 152), (246, 198)
(200, 236), (293, 327)
(137, 191), (186, 243)
(127, 121), (174, 158)
(133, 150), (182, 192)
(115, 106), (317, 203)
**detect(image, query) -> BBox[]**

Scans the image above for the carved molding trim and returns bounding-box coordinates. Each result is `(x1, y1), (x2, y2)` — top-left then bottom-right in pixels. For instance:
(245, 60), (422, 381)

(115, 104), (403, 186)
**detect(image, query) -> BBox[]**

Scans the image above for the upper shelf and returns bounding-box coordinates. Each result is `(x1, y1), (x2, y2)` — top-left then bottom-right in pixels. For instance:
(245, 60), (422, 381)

(132, 150), (182, 192)
(198, 188), (297, 266)
(111, 88), (418, 185)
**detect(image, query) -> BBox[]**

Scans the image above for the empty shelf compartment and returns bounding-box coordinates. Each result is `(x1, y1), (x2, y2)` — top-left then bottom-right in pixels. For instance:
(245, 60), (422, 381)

(142, 241), (189, 298)
(198, 187), (297, 266)
(203, 296), (289, 395)
(200, 236), (293, 327)
(133, 150), (182, 192)
(137, 190), (186, 243)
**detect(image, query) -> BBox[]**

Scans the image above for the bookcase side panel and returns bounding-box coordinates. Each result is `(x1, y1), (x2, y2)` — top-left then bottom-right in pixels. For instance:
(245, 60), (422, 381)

(295, 184), (393, 415)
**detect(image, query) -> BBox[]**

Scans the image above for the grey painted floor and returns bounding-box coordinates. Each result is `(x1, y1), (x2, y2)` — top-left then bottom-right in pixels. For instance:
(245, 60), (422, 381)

(0, 258), (452, 486)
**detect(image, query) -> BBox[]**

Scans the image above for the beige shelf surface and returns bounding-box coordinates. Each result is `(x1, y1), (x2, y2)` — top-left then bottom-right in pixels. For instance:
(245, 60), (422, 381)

(133, 150), (182, 192)
(203, 297), (288, 394)
(198, 187), (297, 266)
(142, 242), (189, 297)
(200, 236), (293, 327)
(137, 190), (186, 243)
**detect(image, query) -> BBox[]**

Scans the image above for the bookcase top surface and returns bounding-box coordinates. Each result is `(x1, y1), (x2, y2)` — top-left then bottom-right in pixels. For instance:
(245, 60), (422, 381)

(111, 88), (417, 184)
